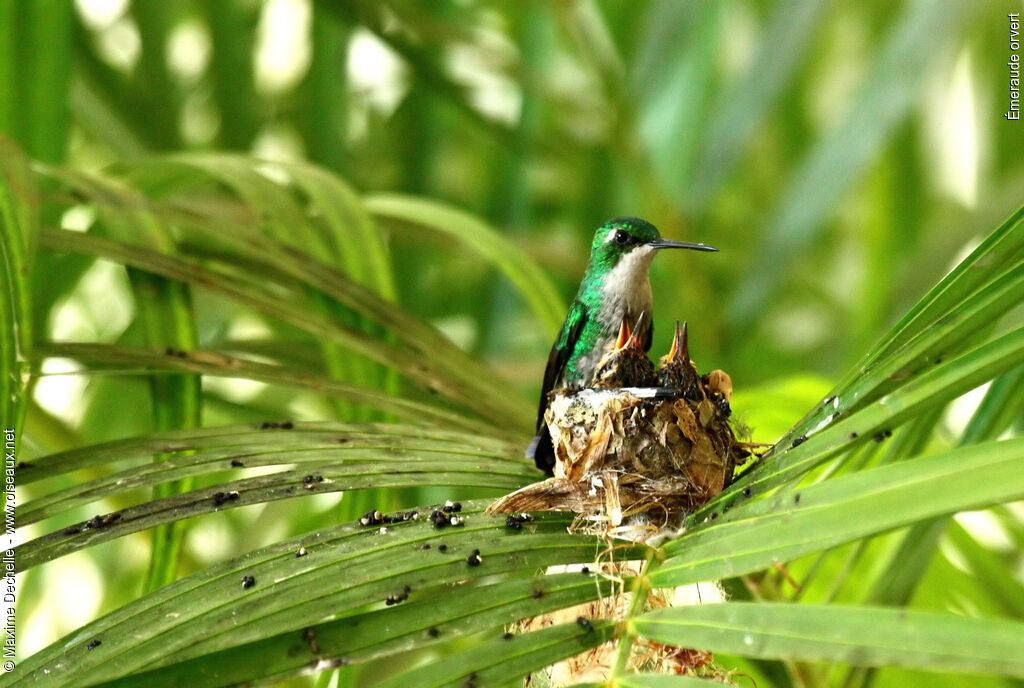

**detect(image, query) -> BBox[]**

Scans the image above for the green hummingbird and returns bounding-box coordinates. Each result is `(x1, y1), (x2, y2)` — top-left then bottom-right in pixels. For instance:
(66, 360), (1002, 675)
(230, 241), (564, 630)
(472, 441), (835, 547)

(527, 217), (718, 475)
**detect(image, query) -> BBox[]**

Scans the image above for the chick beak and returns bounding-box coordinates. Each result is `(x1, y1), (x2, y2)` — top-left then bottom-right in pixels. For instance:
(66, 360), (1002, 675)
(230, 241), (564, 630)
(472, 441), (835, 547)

(626, 312), (646, 350)
(615, 317), (632, 351)
(667, 320), (689, 363)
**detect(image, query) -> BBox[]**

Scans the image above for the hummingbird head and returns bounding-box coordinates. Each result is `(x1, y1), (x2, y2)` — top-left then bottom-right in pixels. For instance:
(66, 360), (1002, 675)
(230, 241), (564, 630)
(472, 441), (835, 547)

(587, 217), (717, 275)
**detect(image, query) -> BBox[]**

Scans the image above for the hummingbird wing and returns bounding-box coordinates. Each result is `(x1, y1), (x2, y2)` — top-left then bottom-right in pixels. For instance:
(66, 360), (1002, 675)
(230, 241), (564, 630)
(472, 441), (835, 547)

(528, 299), (589, 474)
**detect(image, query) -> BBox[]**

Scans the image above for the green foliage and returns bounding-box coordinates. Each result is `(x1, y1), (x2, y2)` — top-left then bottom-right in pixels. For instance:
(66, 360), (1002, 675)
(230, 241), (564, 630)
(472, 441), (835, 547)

(1, 1), (1022, 687)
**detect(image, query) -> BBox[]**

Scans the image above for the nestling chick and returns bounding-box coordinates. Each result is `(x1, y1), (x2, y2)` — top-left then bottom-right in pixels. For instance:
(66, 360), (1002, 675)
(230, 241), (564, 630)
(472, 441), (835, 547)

(591, 315), (656, 388)
(657, 321), (701, 401)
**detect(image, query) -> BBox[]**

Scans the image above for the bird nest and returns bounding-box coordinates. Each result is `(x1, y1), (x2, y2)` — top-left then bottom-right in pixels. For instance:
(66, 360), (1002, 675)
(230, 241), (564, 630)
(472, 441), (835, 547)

(488, 322), (753, 533)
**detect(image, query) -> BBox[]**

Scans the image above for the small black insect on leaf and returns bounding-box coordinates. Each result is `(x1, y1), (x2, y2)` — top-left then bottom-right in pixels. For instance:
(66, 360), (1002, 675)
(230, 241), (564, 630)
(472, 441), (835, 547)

(429, 510), (449, 528)
(87, 639), (102, 650)
(466, 549), (482, 566)
(576, 616), (593, 632)
(359, 510), (383, 527)
(385, 588), (409, 605)
(241, 575), (256, 589)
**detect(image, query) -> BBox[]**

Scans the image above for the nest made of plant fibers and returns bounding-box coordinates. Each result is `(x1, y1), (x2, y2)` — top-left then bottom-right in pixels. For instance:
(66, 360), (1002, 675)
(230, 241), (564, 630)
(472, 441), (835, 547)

(488, 369), (755, 532)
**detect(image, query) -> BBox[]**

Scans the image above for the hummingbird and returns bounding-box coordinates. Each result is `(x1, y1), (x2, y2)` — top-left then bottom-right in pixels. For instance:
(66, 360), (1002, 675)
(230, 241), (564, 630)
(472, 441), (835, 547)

(527, 217), (718, 475)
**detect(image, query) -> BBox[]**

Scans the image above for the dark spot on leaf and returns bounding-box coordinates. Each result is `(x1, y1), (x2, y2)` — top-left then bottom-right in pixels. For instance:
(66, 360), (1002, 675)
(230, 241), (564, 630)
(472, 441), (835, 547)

(531, 588), (544, 600)
(213, 491), (239, 507)
(791, 435), (807, 447)
(230, 459), (245, 467)
(15, 461), (32, 469)
(505, 513), (533, 529)
(502, 631), (514, 640)
(430, 510), (448, 528)
(385, 588), (409, 605)
(576, 616), (593, 632)
(359, 510), (383, 526)
(87, 639), (101, 650)
(305, 627), (320, 654)
(581, 566), (590, 575)
(383, 510), (418, 524)
(710, 512), (718, 520)
(741, 487), (751, 498)
(794, 493), (801, 505)
(420, 543), (431, 550)
(241, 575), (256, 589)
(438, 544), (448, 552)
(260, 421), (294, 430)
(102, 512), (121, 526)
(427, 627), (439, 637)
(466, 549), (482, 566)
(850, 432), (858, 439)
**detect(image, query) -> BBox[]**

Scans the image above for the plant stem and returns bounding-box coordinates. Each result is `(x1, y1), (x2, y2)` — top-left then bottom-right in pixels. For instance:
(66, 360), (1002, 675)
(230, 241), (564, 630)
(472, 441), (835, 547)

(608, 548), (662, 682)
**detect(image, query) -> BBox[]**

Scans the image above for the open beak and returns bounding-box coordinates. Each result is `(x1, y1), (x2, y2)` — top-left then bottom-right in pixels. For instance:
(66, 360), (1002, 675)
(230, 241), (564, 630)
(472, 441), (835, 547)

(614, 318), (631, 351)
(666, 320), (689, 363)
(648, 239), (718, 252)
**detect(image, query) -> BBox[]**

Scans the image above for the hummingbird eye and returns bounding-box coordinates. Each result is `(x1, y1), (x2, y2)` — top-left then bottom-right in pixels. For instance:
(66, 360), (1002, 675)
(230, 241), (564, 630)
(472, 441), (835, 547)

(613, 230), (631, 245)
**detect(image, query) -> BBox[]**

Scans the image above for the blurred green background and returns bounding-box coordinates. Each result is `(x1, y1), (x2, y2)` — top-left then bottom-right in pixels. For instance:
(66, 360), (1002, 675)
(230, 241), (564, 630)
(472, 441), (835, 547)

(4, 0), (1023, 684)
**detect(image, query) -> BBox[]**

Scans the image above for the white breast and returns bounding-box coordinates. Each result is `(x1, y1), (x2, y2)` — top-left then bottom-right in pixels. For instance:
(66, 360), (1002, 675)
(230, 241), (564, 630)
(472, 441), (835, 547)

(599, 246), (656, 330)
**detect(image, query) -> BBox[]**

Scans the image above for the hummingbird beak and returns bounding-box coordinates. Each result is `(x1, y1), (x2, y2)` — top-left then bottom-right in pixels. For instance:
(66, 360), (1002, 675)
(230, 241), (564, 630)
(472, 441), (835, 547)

(648, 239), (718, 252)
